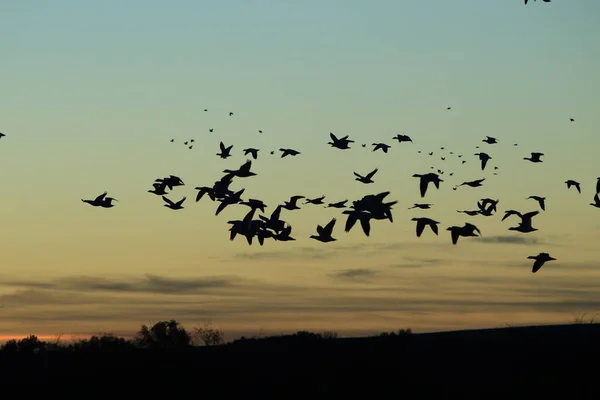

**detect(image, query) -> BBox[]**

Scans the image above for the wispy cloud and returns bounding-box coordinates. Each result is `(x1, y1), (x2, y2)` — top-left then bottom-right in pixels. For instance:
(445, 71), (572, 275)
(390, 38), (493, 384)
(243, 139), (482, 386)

(477, 235), (541, 245)
(329, 268), (378, 281)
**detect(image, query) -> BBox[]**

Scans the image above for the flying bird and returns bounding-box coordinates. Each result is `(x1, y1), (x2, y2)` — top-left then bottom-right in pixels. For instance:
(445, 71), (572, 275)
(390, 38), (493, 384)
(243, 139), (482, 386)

(527, 196), (546, 211)
(243, 148), (259, 160)
(527, 253), (556, 273)
(354, 168), (378, 184)
(474, 153), (492, 171)
(217, 142), (233, 159)
(524, 152), (544, 163)
(372, 143), (391, 153)
(310, 218), (337, 243)
(162, 196), (186, 210)
(411, 217), (439, 238)
(565, 180), (581, 193)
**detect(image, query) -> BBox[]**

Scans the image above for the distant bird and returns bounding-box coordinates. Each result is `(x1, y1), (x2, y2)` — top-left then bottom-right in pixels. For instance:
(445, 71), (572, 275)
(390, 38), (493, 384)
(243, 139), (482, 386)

(82, 191), (111, 208)
(148, 182), (168, 196)
(525, 0), (551, 4)
(411, 217), (439, 238)
(354, 168), (378, 184)
(282, 195), (305, 210)
(524, 152), (544, 163)
(527, 196), (546, 211)
(457, 210), (481, 216)
(408, 203), (433, 210)
(224, 159), (256, 178)
(569, 118), (575, 122)
(0, 132), (5, 138)
(162, 196), (186, 210)
(392, 134), (412, 143)
(482, 136), (498, 144)
(342, 209), (373, 237)
(447, 223), (481, 245)
(413, 173), (443, 198)
(508, 211), (539, 233)
(243, 148), (259, 160)
(596, 177), (600, 194)
(310, 218), (337, 243)
(590, 193), (600, 208)
(457, 178), (485, 188)
(328, 133), (354, 150)
(217, 142), (233, 159)
(372, 143), (391, 153)
(304, 195), (326, 205)
(326, 200), (348, 209)
(565, 180), (581, 193)
(474, 152), (492, 171)
(279, 148), (300, 158)
(229, 112), (234, 116)
(527, 253), (556, 273)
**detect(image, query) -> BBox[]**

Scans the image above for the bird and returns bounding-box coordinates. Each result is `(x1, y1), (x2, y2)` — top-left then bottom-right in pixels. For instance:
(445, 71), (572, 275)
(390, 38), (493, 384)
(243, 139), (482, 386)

(282, 195), (305, 210)
(342, 209), (373, 237)
(328, 133), (354, 150)
(411, 217), (439, 238)
(279, 148), (300, 158)
(590, 193), (600, 208)
(223, 159), (256, 178)
(524, 152), (544, 163)
(217, 142), (233, 159)
(148, 182), (168, 196)
(162, 196), (186, 210)
(372, 143), (391, 153)
(527, 196), (546, 211)
(447, 223), (481, 245)
(413, 173), (443, 198)
(596, 177), (600, 194)
(525, 0), (551, 4)
(310, 218), (337, 243)
(527, 253), (556, 273)
(0, 132), (5, 139)
(304, 195), (326, 205)
(482, 136), (498, 144)
(508, 211), (539, 233)
(457, 178), (485, 188)
(408, 203), (433, 210)
(474, 153), (492, 171)
(243, 148), (259, 160)
(354, 168), (378, 184)
(100, 196), (118, 208)
(565, 180), (581, 193)
(392, 134), (412, 143)
(326, 200), (348, 209)
(82, 191), (112, 208)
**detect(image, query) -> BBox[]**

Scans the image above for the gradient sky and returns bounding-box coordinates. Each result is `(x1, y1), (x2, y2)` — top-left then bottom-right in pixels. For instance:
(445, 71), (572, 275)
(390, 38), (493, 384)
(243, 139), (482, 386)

(1, 0), (600, 342)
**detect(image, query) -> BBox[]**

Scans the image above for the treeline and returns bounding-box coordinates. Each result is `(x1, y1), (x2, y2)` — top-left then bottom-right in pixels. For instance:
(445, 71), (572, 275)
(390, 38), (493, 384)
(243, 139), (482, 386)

(0, 319), (413, 353)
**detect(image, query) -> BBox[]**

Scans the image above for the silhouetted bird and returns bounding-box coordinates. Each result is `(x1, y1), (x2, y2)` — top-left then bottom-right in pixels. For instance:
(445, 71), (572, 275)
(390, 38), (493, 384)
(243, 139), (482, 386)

(223, 159), (256, 178)
(447, 223), (481, 245)
(590, 193), (600, 208)
(524, 152), (544, 163)
(482, 136), (498, 144)
(282, 195), (305, 210)
(408, 203), (433, 210)
(162, 196), (186, 210)
(217, 142), (233, 159)
(565, 180), (581, 193)
(82, 191), (112, 208)
(326, 200), (348, 208)
(528, 253), (555, 273)
(243, 148), (259, 160)
(413, 173), (443, 198)
(342, 209), (373, 237)
(392, 134), (412, 143)
(528, 195), (546, 211)
(508, 211), (539, 233)
(372, 143), (391, 153)
(354, 168), (378, 184)
(304, 195), (326, 205)
(148, 182), (168, 196)
(474, 152), (492, 171)
(457, 178), (485, 188)
(310, 218), (337, 243)
(411, 217), (439, 237)
(279, 148), (300, 158)
(328, 133), (354, 150)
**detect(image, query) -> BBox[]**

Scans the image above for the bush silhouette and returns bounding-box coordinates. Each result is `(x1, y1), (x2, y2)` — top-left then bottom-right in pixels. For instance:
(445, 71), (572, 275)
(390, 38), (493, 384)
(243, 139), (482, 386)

(135, 319), (193, 349)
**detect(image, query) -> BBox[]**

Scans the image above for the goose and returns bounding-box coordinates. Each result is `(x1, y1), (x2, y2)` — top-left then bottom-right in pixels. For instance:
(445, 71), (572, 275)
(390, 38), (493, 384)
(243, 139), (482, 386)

(101, 196), (118, 208)
(82, 191), (110, 207)
(148, 182), (168, 196)
(194, 186), (215, 202)
(223, 159), (256, 178)
(328, 133), (354, 150)
(393, 134), (412, 143)
(508, 211), (539, 233)
(342, 209), (373, 237)
(282, 195), (304, 210)
(259, 205), (285, 232)
(457, 210), (481, 216)
(527, 195), (546, 211)
(482, 136), (498, 144)
(447, 223), (481, 245)
(304, 195), (326, 205)
(408, 203), (433, 210)
(279, 148), (301, 158)
(565, 180), (581, 193)
(240, 199), (267, 213)
(326, 200), (348, 209)
(243, 148), (259, 160)
(354, 168), (378, 184)
(596, 177), (600, 194)
(457, 178), (485, 188)
(411, 217), (439, 238)
(524, 152), (544, 163)
(310, 218), (337, 243)
(527, 253), (556, 273)
(474, 152), (492, 171)
(162, 196), (186, 210)
(412, 173), (443, 198)
(215, 189), (245, 215)
(274, 225), (296, 241)
(216, 142), (233, 159)
(372, 143), (391, 153)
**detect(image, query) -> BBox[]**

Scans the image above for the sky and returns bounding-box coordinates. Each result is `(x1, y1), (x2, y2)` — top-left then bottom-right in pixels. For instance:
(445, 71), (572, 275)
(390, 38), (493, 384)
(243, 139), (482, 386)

(1, 0), (600, 342)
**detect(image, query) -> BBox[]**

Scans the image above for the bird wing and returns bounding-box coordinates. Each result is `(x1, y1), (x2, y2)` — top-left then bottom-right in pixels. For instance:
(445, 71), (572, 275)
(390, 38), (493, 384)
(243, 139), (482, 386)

(324, 218), (337, 235)
(419, 179), (428, 198)
(95, 192), (108, 202)
(344, 213), (357, 233)
(162, 196), (174, 206)
(219, 142), (225, 152)
(366, 168), (378, 179)
(359, 216), (371, 237)
(415, 220), (425, 237)
(532, 259), (544, 273)
(430, 222), (439, 236)
(176, 197), (186, 206)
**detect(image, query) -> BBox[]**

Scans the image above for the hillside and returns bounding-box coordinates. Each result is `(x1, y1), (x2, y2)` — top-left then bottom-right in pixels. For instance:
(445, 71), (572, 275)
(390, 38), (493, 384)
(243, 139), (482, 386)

(1, 323), (599, 394)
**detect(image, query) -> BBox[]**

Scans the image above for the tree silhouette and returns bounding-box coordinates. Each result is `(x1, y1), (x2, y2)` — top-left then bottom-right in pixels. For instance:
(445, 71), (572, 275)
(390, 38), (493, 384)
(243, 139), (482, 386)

(135, 319), (192, 349)
(194, 321), (225, 346)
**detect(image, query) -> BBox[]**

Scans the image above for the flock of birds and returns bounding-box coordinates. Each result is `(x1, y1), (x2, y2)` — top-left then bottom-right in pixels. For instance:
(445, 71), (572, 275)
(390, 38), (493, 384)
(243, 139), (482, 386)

(3, 98), (595, 277)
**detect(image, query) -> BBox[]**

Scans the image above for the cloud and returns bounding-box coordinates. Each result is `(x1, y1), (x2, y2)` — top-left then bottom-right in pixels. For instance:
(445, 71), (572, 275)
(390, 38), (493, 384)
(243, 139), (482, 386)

(329, 268), (377, 281)
(389, 256), (443, 268)
(477, 235), (541, 245)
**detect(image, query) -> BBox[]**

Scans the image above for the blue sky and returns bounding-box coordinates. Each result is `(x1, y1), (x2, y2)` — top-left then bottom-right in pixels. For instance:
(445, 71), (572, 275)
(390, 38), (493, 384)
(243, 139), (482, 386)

(1, 0), (599, 341)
